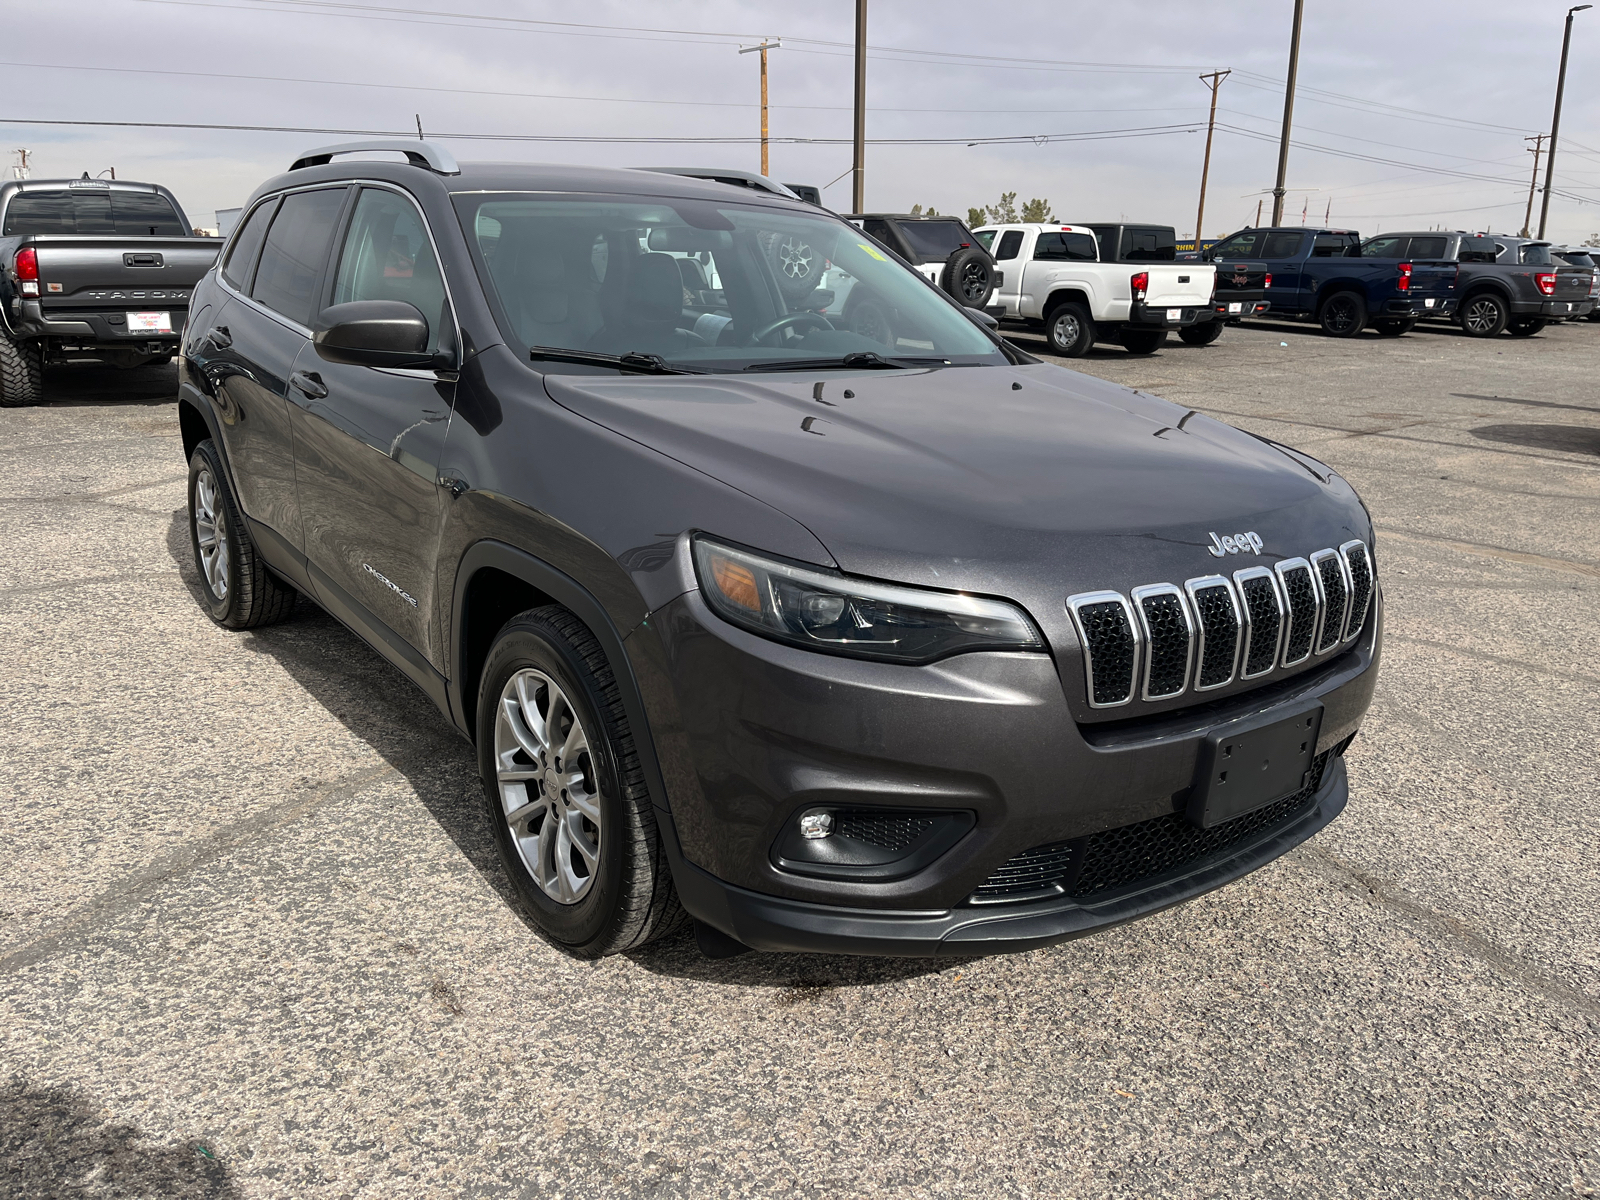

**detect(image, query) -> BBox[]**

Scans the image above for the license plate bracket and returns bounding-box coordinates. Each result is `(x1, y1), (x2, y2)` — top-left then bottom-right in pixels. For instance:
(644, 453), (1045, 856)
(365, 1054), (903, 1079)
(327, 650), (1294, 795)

(128, 311), (172, 333)
(1186, 701), (1323, 829)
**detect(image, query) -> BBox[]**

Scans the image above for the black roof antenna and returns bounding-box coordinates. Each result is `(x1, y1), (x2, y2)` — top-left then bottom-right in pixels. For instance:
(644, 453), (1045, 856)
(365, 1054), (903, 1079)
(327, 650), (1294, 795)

(416, 114), (424, 140)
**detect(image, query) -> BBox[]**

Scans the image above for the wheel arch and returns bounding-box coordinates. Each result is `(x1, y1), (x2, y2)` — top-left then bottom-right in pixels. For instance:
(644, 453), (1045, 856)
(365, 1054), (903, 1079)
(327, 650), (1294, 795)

(1043, 287), (1092, 318)
(1313, 283), (1366, 317)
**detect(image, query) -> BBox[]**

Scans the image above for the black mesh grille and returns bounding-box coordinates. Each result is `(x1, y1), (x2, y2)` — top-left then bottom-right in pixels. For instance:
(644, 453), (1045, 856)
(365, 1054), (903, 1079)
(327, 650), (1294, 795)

(835, 811), (936, 851)
(1315, 556), (1349, 653)
(1238, 575), (1281, 676)
(1280, 566), (1318, 663)
(1137, 592), (1190, 698)
(971, 840), (1077, 899)
(1077, 600), (1137, 705)
(1343, 546), (1372, 640)
(1191, 584), (1240, 688)
(1070, 749), (1333, 898)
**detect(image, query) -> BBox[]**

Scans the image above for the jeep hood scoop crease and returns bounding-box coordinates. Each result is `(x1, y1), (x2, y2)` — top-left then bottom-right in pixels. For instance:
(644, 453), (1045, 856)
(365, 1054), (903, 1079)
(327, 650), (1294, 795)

(542, 364), (1366, 597)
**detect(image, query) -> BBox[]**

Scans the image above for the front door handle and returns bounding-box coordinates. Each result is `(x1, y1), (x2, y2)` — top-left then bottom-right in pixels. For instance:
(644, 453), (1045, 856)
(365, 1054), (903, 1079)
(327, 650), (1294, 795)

(208, 325), (232, 349)
(290, 369), (327, 399)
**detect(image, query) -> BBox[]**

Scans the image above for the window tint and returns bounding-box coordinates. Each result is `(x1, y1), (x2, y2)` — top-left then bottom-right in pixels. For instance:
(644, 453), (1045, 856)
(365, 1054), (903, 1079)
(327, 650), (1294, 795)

(1311, 234), (1352, 258)
(1407, 236), (1447, 259)
(1261, 231), (1305, 258)
(1519, 243), (1553, 265)
(971, 229), (996, 249)
(112, 193), (188, 235)
(861, 219), (897, 253)
(1083, 226), (1118, 258)
(1360, 236), (1408, 259)
(1556, 251), (1595, 268)
(331, 189), (449, 353)
(995, 230), (1024, 260)
(1120, 227), (1176, 261)
(1033, 232), (1097, 261)
(1209, 231), (1263, 261)
(1458, 237), (1498, 263)
(250, 188), (348, 325)
(221, 199), (276, 291)
(895, 220), (972, 262)
(2, 187), (187, 236)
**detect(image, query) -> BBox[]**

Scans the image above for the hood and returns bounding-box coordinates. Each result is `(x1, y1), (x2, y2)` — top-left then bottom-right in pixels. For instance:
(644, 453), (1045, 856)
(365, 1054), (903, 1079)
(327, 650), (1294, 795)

(542, 362), (1371, 616)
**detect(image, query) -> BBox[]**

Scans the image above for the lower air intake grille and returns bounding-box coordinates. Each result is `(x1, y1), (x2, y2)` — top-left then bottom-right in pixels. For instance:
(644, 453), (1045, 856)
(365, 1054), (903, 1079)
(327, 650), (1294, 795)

(1237, 573), (1282, 677)
(970, 840), (1078, 900)
(1072, 596), (1138, 706)
(835, 811), (937, 851)
(1189, 581), (1240, 688)
(1279, 563), (1318, 664)
(1314, 553), (1349, 653)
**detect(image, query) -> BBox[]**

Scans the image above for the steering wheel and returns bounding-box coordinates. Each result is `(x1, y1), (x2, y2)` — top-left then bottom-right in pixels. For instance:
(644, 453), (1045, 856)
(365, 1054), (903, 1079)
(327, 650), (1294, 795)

(747, 311), (833, 345)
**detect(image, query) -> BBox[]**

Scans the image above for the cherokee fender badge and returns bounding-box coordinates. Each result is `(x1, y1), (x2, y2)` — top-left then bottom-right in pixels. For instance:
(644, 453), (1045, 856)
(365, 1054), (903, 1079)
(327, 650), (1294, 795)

(1206, 530), (1264, 557)
(363, 562), (418, 607)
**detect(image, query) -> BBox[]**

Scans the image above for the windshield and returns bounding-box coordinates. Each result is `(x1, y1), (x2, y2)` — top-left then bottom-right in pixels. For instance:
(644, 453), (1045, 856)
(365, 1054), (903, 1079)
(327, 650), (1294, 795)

(1208, 230), (1263, 261)
(1557, 251), (1596, 268)
(456, 194), (1005, 372)
(3, 188), (187, 236)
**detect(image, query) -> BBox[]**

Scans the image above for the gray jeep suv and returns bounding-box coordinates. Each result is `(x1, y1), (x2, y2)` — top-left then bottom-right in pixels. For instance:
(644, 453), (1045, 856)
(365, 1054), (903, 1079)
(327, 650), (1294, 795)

(176, 141), (1380, 959)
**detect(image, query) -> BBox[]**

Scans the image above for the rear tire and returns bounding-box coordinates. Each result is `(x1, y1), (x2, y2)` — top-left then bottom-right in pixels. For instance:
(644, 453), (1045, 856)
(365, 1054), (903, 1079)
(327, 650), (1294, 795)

(1120, 328), (1168, 355)
(1178, 322), (1224, 346)
(1372, 319), (1416, 337)
(187, 439), (297, 629)
(0, 330), (44, 407)
(1507, 318), (1547, 337)
(1318, 291), (1367, 337)
(1459, 292), (1508, 337)
(477, 606), (687, 958)
(1044, 302), (1094, 356)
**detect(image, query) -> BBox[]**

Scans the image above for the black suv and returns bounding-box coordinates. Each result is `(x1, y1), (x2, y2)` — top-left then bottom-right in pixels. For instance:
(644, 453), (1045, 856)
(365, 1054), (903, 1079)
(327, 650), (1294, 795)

(178, 141), (1381, 959)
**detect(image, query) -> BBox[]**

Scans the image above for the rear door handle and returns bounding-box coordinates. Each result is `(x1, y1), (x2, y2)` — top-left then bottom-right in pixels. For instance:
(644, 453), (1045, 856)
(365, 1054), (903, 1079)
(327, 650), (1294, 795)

(208, 325), (232, 349)
(290, 370), (327, 399)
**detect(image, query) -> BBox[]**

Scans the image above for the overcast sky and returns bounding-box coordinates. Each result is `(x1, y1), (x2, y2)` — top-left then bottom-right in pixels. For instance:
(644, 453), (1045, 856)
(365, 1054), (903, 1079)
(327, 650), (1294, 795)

(7, 0), (1600, 242)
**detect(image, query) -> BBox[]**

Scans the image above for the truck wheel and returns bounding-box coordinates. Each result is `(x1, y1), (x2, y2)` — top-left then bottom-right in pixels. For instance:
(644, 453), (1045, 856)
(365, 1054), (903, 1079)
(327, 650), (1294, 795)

(1120, 329), (1168, 355)
(1508, 318), (1547, 337)
(477, 605), (687, 958)
(0, 330), (44, 407)
(1178, 322), (1224, 346)
(187, 439), (297, 629)
(1372, 319), (1416, 337)
(1318, 291), (1367, 337)
(1459, 293), (1508, 337)
(847, 298), (895, 347)
(940, 246), (995, 307)
(1044, 302), (1094, 357)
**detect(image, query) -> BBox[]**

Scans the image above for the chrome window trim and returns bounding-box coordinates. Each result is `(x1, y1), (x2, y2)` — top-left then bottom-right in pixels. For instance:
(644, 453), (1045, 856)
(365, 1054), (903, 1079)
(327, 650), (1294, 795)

(1066, 590), (1141, 709)
(1183, 574), (1241, 692)
(1339, 540), (1373, 643)
(1274, 556), (1320, 668)
(1130, 583), (1193, 701)
(1232, 565), (1284, 680)
(1310, 548), (1352, 653)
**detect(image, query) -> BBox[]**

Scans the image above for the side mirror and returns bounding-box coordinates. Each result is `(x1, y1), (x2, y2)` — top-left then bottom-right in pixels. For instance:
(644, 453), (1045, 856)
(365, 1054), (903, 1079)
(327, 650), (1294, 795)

(313, 300), (446, 368)
(965, 306), (1000, 330)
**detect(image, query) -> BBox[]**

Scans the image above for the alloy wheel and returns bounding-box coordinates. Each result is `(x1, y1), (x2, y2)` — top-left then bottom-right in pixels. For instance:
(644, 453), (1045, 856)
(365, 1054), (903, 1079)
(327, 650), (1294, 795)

(193, 466), (230, 600)
(1324, 297), (1357, 334)
(1463, 299), (1500, 335)
(777, 237), (814, 280)
(495, 668), (602, 905)
(1051, 311), (1081, 351)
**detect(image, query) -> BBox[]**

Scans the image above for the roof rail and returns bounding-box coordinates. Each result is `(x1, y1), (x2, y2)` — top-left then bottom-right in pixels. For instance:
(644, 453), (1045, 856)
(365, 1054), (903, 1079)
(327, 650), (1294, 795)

(289, 140), (460, 175)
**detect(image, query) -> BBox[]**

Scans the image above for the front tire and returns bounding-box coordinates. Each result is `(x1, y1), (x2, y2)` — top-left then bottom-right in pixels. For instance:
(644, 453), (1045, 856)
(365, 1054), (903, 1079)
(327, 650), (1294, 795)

(477, 606), (686, 958)
(187, 439), (296, 629)
(1120, 328), (1168, 355)
(0, 330), (44, 407)
(1459, 292), (1508, 337)
(1319, 291), (1367, 337)
(1508, 317), (1547, 337)
(1178, 321), (1224, 346)
(1044, 302), (1094, 356)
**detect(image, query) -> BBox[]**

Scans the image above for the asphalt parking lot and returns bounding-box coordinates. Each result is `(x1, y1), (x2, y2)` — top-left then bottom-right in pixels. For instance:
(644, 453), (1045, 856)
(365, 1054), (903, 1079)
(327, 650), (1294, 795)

(3, 315), (1598, 1199)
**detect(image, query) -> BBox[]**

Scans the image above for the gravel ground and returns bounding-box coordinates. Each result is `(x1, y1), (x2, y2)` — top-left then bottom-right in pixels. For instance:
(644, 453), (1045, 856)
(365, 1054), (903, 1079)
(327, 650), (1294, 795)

(2, 316), (1597, 1199)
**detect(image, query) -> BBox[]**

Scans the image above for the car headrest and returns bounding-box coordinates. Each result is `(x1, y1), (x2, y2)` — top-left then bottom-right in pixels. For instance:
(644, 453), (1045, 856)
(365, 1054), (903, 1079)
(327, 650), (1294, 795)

(633, 253), (685, 323)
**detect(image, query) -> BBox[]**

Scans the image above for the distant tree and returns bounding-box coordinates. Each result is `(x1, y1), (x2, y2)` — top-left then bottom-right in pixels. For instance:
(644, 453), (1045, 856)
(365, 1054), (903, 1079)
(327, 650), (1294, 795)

(1019, 197), (1055, 222)
(984, 192), (1019, 224)
(909, 203), (941, 216)
(967, 207), (987, 228)
(968, 192), (1055, 225)
(1585, 232), (1600, 248)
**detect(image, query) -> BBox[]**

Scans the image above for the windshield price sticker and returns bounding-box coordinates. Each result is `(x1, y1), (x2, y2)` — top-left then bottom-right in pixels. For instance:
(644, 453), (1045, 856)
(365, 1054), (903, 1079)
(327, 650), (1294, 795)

(128, 312), (172, 332)
(857, 242), (888, 262)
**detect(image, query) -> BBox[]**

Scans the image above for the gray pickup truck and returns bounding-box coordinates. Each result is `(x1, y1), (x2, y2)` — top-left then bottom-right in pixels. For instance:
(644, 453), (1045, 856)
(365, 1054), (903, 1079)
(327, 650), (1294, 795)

(1357, 231), (1594, 337)
(0, 176), (222, 405)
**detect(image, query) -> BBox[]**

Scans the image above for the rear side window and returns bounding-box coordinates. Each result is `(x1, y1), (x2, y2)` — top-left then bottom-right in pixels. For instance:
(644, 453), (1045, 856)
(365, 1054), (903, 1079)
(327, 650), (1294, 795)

(1120, 227), (1175, 262)
(1033, 232), (1097, 261)
(1519, 243), (1553, 265)
(1360, 236), (1408, 258)
(250, 188), (348, 326)
(331, 188), (449, 354)
(1311, 234), (1353, 257)
(1458, 238), (1498, 263)
(2, 187), (186, 236)
(221, 199), (276, 291)
(1408, 236), (1448, 259)
(995, 230), (1024, 260)
(1261, 231), (1305, 258)
(895, 220), (972, 262)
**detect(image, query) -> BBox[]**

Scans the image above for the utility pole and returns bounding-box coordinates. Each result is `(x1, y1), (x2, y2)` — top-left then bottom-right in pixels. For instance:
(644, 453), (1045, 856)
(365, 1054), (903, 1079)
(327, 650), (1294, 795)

(852, 0), (867, 213)
(1194, 69), (1230, 249)
(11, 147), (29, 180)
(1522, 133), (1547, 237)
(1538, 4), (1591, 238)
(739, 39), (781, 178)
(1271, 0), (1305, 226)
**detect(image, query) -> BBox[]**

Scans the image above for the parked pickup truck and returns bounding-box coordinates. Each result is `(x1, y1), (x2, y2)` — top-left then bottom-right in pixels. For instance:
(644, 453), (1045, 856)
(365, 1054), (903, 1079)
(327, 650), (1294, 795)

(1551, 246), (1600, 321)
(0, 176), (221, 405)
(1357, 231), (1594, 337)
(1182, 227), (1457, 337)
(974, 222), (1217, 355)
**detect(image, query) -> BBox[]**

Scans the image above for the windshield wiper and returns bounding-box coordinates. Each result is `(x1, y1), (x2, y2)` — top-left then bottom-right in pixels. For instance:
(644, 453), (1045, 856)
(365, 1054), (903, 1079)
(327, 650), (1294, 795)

(529, 347), (707, 375)
(742, 351), (949, 372)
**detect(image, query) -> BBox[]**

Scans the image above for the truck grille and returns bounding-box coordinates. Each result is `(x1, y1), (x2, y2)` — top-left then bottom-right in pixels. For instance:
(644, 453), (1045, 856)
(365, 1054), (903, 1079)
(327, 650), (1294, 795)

(1067, 542), (1371, 709)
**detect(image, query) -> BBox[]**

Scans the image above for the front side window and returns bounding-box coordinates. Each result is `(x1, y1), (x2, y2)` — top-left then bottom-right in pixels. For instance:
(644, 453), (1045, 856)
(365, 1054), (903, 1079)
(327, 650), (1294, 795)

(1360, 236), (1408, 259)
(1120, 227), (1175, 262)
(456, 194), (1005, 372)
(331, 188), (449, 353)
(1261, 231), (1305, 259)
(1209, 231), (1263, 261)
(1033, 232), (1097, 261)
(972, 229), (996, 250)
(995, 230), (1024, 261)
(250, 188), (348, 326)
(221, 199), (276, 291)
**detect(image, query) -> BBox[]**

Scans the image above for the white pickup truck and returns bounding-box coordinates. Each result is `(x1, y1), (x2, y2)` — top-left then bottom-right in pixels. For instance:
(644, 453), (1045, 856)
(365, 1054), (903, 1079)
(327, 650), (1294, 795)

(972, 223), (1219, 356)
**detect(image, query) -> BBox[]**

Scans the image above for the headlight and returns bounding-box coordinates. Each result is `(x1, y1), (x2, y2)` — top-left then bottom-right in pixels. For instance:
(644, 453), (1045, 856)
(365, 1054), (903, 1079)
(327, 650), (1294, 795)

(691, 536), (1044, 664)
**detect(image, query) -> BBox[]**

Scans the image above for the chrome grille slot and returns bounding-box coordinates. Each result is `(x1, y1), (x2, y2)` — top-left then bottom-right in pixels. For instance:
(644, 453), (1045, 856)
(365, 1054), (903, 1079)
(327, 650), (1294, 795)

(1312, 549), (1350, 653)
(1233, 567), (1284, 679)
(1185, 575), (1241, 690)
(1067, 592), (1140, 708)
(1340, 540), (1373, 642)
(1275, 558), (1319, 666)
(1131, 584), (1192, 700)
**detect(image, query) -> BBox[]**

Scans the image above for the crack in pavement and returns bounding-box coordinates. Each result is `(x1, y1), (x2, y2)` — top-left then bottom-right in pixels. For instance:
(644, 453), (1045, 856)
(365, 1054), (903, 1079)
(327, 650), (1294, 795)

(0, 764), (397, 975)
(0, 571), (182, 604)
(0, 473), (189, 506)
(1376, 528), (1600, 578)
(1383, 633), (1600, 687)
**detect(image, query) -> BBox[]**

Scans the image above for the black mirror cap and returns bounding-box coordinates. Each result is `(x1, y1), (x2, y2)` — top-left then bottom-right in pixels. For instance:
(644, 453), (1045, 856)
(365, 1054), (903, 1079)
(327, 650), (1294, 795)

(965, 306), (1000, 330)
(313, 300), (446, 368)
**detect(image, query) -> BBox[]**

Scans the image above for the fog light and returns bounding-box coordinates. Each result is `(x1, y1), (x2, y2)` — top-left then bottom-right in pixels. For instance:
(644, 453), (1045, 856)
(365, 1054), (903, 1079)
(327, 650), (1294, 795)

(798, 810), (834, 840)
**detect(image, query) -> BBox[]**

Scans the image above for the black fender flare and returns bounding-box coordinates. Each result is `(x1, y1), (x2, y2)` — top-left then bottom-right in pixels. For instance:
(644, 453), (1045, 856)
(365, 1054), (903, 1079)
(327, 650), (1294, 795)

(449, 539), (674, 814)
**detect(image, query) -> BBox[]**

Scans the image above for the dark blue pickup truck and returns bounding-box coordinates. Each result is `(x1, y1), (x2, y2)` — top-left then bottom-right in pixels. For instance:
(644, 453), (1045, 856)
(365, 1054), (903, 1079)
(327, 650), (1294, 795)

(1180, 226), (1457, 337)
